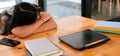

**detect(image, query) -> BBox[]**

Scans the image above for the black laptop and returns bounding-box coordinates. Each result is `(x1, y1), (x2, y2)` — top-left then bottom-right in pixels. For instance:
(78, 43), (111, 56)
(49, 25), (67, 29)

(59, 29), (110, 50)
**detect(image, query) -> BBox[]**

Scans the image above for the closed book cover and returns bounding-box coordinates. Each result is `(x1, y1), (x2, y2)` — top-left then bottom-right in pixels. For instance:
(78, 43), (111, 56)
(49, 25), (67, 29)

(94, 26), (120, 32)
(25, 38), (60, 56)
(94, 28), (120, 34)
(94, 21), (120, 34)
(24, 48), (63, 56)
(59, 29), (110, 50)
(95, 20), (120, 28)
(49, 49), (63, 56)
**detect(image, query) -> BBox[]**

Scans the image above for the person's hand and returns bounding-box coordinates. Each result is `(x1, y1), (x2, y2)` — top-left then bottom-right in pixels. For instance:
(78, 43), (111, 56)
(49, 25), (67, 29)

(7, 34), (16, 39)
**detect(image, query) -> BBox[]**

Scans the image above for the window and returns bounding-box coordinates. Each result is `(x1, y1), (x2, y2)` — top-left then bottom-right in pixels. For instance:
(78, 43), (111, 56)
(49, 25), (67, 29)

(0, 0), (16, 12)
(91, 0), (120, 20)
(47, 0), (81, 19)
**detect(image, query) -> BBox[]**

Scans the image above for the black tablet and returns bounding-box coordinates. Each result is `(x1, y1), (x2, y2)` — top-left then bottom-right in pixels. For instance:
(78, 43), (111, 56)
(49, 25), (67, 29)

(59, 29), (110, 50)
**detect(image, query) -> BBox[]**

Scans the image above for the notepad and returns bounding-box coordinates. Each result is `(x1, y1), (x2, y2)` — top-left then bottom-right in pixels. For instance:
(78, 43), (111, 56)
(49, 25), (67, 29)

(25, 38), (63, 56)
(59, 29), (110, 50)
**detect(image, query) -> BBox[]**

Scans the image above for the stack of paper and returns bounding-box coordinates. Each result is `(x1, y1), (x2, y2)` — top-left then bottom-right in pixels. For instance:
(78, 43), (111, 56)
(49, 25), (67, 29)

(94, 20), (120, 34)
(25, 38), (63, 56)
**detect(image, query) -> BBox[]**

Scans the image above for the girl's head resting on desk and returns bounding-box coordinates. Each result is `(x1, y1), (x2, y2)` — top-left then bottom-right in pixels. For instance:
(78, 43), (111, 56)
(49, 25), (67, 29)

(12, 2), (44, 26)
(0, 2), (44, 35)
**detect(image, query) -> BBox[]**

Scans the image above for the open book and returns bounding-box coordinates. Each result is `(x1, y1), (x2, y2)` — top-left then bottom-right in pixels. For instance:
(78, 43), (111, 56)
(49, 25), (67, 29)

(25, 38), (63, 56)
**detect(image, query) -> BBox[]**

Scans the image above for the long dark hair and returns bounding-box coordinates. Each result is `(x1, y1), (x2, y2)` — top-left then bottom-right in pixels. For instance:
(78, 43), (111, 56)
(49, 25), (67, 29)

(1, 2), (44, 35)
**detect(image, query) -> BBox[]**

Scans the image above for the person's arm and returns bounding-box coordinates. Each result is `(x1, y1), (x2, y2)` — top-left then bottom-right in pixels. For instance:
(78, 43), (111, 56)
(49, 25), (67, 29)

(11, 19), (43, 37)
(11, 12), (52, 37)
(40, 12), (52, 22)
(33, 18), (57, 34)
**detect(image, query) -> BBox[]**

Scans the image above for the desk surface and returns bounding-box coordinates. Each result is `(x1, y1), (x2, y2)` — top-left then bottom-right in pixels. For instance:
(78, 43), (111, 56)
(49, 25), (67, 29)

(0, 16), (120, 56)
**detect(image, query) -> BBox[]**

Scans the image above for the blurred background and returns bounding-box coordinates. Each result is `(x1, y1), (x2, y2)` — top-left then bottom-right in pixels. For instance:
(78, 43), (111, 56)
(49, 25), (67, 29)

(0, 0), (120, 21)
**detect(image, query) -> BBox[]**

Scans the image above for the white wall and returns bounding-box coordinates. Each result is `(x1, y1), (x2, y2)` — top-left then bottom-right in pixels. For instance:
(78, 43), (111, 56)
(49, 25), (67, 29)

(22, 0), (38, 5)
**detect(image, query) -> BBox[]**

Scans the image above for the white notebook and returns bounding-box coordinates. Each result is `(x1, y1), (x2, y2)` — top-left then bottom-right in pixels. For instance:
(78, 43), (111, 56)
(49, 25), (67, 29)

(25, 38), (60, 56)
(49, 49), (63, 56)
(24, 48), (63, 56)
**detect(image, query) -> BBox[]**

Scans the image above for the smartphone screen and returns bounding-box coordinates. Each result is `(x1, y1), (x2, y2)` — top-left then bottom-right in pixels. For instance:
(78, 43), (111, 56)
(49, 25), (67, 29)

(0, 38), (21, 47)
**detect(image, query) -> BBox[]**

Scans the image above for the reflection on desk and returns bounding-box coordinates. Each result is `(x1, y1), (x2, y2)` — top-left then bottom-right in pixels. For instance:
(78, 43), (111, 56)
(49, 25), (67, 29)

(0, 15), (120, 56)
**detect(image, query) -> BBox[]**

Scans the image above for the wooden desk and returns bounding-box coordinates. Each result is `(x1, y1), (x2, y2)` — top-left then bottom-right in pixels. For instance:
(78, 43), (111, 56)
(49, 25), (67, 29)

(0, 16), (120, 56)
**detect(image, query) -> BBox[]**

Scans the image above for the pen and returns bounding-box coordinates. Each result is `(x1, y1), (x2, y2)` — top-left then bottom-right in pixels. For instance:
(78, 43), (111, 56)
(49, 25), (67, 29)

(85, 39), (105, 47)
